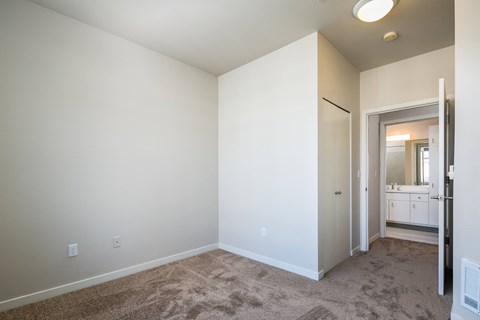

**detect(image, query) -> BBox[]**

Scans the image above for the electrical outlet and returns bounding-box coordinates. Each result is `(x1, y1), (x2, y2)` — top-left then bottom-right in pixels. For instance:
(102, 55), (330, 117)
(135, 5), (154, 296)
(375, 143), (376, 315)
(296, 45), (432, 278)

(261, 227), (267, 238)
(68, 244), (78, 257)
(113, 236), (121, 248)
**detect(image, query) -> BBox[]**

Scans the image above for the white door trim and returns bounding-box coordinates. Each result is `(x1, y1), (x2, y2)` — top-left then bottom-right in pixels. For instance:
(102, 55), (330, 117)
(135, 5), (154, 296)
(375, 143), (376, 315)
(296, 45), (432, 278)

(349, 111), (353, 257)
(359, 97), (449, 251)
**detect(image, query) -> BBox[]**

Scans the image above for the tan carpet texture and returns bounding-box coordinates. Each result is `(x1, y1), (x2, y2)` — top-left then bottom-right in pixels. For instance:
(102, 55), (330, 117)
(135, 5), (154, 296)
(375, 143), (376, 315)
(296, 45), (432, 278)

(0, 238), (452, 319)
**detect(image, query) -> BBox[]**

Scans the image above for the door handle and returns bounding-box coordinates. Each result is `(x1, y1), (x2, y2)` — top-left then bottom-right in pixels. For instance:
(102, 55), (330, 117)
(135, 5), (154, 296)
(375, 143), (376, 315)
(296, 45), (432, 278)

(334, 191), (342, 195)
(431, 195), (454, 201)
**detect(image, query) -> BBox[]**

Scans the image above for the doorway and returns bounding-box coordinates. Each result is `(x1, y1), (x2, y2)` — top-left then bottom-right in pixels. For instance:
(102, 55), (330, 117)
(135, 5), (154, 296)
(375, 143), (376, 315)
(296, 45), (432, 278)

(380, 117), (440, 244)
(360, 78), (454, 295)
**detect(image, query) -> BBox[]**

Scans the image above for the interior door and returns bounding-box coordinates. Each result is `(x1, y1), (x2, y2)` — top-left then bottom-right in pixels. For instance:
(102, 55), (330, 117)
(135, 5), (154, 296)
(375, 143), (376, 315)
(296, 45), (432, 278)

(435, 78), (447, 295)
(320, 99), (351, 273)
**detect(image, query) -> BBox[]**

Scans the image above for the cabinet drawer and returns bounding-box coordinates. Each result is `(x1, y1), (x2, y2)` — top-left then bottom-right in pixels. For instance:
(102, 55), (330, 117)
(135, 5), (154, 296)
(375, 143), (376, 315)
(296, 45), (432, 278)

(410, 193), (429, 202)
(386, 192), (410, 201)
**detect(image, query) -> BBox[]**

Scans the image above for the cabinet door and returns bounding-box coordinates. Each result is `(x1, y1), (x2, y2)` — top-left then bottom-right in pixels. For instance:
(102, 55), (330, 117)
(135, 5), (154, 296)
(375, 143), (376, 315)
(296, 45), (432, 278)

(429, 202), (439, 226)
(410, 201), (429, 225)
(389, 200), (410, 223)
(320, 99), (351, 273)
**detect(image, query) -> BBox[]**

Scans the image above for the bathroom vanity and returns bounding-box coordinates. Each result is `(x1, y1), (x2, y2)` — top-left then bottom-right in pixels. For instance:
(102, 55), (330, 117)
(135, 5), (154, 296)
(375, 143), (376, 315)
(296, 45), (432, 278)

(386, 185), (437, 227)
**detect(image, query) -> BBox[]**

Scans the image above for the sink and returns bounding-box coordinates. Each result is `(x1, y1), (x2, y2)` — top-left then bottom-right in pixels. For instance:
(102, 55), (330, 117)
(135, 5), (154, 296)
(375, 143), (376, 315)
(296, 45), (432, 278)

(386, 185), (429, 193)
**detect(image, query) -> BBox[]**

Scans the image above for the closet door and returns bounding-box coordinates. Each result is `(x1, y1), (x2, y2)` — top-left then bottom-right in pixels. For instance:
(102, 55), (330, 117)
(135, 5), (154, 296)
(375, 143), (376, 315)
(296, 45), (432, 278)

(335, 103), (351, 267)
(320, 99), (351, 273)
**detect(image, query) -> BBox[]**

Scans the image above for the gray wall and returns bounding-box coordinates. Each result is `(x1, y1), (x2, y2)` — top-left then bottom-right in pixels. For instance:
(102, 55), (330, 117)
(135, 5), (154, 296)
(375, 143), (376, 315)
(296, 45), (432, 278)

(368, 115), (380, 240)
(0, 0), (218, 303)
(451, 1), (480, 319)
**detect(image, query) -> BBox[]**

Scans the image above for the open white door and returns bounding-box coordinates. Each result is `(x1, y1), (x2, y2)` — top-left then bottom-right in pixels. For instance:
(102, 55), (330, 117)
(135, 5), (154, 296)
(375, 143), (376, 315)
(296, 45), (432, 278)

(434, 78), (447, 295)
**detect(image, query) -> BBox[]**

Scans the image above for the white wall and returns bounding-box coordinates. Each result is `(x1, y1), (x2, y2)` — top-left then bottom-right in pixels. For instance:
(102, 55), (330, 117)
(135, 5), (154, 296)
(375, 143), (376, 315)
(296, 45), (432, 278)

(360, 48), (453, 252)
(317, 33), (360, 254)
(451, 1), (480, 319)
(361, 46), (455, 110)
(0, 0), (218, 306)
(219, 34), (319, 277)
(219, 32), (360, 278)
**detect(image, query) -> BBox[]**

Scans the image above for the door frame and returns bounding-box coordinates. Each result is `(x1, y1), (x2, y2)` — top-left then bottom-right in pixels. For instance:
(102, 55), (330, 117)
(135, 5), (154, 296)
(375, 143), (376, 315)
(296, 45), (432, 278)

(348, 107), (353, 258)
(359, 96), (452, 251)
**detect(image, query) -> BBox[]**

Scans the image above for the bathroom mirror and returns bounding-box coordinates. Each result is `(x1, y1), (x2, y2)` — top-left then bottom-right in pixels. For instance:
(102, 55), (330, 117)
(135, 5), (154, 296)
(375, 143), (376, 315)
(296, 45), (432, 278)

(386, 139), (429, 185)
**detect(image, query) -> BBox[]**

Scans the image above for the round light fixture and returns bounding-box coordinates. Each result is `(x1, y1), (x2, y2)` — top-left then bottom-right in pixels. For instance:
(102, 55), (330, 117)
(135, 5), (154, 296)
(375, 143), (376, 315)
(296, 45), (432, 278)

(353, 0), (398, 23)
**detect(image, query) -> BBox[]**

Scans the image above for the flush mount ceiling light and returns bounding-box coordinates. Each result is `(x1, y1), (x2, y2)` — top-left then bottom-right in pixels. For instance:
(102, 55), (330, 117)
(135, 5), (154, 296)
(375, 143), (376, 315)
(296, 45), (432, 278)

(353, 0), (398, 22)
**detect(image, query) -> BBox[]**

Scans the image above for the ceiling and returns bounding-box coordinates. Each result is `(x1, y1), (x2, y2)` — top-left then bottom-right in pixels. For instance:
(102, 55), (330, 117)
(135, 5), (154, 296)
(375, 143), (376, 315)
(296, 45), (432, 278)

(28, 0), (454, 75)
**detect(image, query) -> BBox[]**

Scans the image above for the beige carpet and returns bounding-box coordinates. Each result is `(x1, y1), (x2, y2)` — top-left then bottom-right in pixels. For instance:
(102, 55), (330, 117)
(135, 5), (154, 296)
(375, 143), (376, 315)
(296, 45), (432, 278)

(0, 238), (452, 319)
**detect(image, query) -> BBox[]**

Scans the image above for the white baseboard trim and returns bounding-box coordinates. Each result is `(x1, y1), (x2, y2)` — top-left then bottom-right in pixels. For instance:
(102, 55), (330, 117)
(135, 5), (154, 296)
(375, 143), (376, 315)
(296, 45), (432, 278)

(219, 243), (323, 281)
(369, 233), (380, 244)
(350, 246), (360, 256)
(386, 228), (438, 245)
(450, 311), (463, 320)
(0, 243), (218, 313)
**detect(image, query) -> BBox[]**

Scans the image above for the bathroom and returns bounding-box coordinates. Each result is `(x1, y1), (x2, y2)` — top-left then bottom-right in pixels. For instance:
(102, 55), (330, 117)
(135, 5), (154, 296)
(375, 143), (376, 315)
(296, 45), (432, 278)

(384, 117), (439, 243)
(366, 104), (443, 246)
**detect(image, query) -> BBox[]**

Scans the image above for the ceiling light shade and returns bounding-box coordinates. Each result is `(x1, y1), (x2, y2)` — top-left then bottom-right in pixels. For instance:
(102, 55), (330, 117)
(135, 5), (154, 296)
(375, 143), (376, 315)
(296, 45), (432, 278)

(353, 0), (398, 22)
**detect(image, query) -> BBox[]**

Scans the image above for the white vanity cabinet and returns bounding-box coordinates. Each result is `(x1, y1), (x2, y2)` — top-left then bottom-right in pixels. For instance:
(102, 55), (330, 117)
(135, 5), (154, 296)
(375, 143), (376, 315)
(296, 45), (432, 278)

(410, 193), (429, 225)
(386, 191), (436, 227)
(387, 193), (410, 223)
